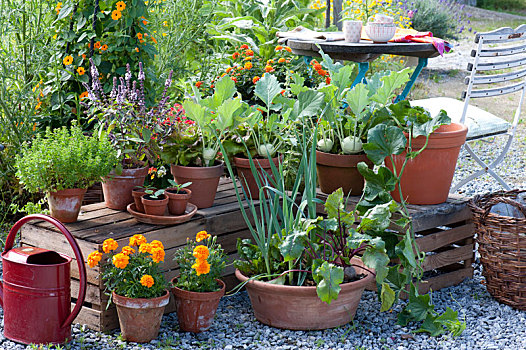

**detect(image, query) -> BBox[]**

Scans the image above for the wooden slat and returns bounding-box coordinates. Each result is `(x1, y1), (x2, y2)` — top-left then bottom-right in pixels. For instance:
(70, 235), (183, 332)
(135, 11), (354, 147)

(421, 244), (474, 271)
(72, 304), (119, 331)
(416, 223), (474, 252)
(71, 278), (108, 307)
(399, 266), (474, 299)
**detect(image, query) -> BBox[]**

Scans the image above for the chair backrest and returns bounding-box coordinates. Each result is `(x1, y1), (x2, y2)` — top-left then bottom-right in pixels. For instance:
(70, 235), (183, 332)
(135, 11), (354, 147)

(461, 24), (526, 127)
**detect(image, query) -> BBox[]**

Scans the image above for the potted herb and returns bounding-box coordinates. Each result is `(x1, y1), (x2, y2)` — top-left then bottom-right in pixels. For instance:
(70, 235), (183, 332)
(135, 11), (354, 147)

(165, 179), (192, 215)
(83, 60), (173, 210)
(86, 235), (169, 342)
(171, 230), (226, 332)
(316, 52), (412, 196)
(15, 125), (118, 222)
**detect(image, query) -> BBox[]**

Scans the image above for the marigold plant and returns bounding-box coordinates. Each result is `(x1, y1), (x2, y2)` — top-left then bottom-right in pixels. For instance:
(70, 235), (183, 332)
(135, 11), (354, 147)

(87, 237), (168, 300)
(173, 231), (226, 293)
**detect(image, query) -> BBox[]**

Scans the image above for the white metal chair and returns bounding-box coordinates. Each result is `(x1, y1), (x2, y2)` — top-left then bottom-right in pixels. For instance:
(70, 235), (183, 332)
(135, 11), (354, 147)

(411, 25), (526, 192)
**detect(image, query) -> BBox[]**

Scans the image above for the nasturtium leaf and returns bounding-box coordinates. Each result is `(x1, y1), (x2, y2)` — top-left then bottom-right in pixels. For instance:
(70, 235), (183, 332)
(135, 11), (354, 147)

(363, 124), (407, 165)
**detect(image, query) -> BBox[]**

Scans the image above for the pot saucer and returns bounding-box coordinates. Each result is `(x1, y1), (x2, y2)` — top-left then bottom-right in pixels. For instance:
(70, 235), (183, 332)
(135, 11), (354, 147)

(127, 203), (198, 225)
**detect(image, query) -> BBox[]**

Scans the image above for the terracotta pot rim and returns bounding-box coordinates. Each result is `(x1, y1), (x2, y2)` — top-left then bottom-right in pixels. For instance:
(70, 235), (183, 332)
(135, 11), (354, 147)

(112, 290), (170, 309)
(104, 166), (149, 181)
(165, 188), (192, 198)
(235, 259), (375, 294)
(406, 122), (468, 149)
(48, 188), (87, 196)
(170, 278), (226, 301)
(233, 154), (283, 167)
(170, 161), (224, 180)
(316, 150), (372, 168)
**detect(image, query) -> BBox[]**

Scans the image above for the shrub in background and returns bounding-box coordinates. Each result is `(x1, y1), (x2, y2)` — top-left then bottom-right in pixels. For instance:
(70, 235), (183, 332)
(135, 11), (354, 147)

(409, 0), (472, 39)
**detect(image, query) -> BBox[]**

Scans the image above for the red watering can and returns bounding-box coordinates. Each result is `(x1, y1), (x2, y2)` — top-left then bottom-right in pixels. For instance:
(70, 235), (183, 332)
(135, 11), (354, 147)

(0, 214), (87, 345)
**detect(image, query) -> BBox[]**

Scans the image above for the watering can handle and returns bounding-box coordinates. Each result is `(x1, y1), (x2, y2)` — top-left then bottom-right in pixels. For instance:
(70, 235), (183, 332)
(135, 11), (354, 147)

(3, 214), (87, 329)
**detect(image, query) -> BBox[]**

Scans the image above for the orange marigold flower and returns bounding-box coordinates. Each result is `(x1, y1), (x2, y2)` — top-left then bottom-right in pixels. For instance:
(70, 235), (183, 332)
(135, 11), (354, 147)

(77, 67), (85, 75)
(226, 67), (233, 73)
(252, 76), (260, 84)
(326, 77), (331, 84)
(275, 45), (283, 51)
(112, 253), (129, 269)
(94, 41), (101, 49)
(221, 72), (227, 77)
(82, 54), (86, 59)
(195, 231), (211, 242)
(151, 240), (164, 250)
(244, 56), (253, 61)
(137, 33), (143, 40)
(142, 19), (148, 25)
(102, 238), (118, 253)
(139, 243), (152, 254)
(116, 1), (126, 11)
(284, 46), (292, 52)
(318, 69), (327, 76)
(121, 246), (135, 256)
(244, 61), (253, 70)
(150, 247), (165, 263)
(100, 44), (108, 51)
(129, 234), (147, 247)
(240, 44), (249, 49)
(244, 49), (254, 56)
(140, 274), (154, 288)
(267, 59), (274, 65)
(79, 91), (88, 100)
(193, 245), (209, 260)
(63, 55), (73, 66)
(192, 259), (211, 276)
(196, 81), (203, 88)
(111, 10), (122, 20)
(278, 57), (286, 64)
(264, 65), (273, 73)
(87, 251), (102, 268)
(232, 52), (240, 59)
(313, 63), (323, 71)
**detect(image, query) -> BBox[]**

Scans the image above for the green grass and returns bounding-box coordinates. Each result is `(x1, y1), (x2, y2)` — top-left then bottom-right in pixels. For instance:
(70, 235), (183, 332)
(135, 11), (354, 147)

(470, 18), (526, 34)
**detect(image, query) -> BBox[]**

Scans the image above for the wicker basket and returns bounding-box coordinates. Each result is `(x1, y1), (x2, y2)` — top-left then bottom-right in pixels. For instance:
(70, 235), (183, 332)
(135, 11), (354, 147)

(469, 190), (526, 310)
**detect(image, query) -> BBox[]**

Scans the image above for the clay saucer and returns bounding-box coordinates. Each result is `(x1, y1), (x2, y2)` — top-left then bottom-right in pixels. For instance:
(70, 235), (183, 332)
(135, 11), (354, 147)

(127, 203), (198, 225)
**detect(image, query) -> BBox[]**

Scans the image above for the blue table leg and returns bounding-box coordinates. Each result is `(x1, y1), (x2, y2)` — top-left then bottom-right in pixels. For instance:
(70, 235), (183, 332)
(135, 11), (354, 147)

(351, 62), (369, 88)
(394, 57), (428, 103)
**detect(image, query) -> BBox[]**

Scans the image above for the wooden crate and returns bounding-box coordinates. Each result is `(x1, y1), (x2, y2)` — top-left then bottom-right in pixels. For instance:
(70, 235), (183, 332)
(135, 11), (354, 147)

(316, 192), (474, 297)
(20, 178), (252, 332)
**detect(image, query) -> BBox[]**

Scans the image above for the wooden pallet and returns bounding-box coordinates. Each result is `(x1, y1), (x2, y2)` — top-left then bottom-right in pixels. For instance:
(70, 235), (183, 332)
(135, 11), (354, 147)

(20, 178), (252, 332)
(316, 192), (475, 298)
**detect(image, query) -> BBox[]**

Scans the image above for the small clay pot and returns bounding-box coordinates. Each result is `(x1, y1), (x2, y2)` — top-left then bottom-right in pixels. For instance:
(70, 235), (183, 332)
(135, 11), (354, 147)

(102, 166), (149, 210)
(141, 194), (168, 216)
(165, 188), (192, 215)
(170, 162), (224, 209)
(47, 188), (87, 223)
(171, 278), (225, 332)
(112, 290), (170, 343)
(233, 155), (282, 200)
(132, 187), (147, 213)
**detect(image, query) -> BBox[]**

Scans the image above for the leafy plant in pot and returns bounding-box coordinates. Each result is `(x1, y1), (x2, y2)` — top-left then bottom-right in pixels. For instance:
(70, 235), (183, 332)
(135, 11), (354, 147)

(15, 125), (118, 223)
(165, 179), (192, 215)
(316, 51), (412, 196)
(141, 189), (169, 216)
(86, 235), (168, 343)
(171, 230), (226, 332)
(83, 60), (173, 210)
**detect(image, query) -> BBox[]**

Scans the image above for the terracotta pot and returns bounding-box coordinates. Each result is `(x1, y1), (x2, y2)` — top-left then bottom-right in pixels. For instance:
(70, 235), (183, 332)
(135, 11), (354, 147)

(235, 258), (374, 330)
(386, 123), (468, 205)
(170, 162), (224, 209)
(234, 155), (282, 199)
(102, 166), (148, 210)
(170, 278), (225, 332)
(47, 188), (87, 223)
(316, 151), (373, 196)
(165, 188), (192, 215)
(112, 290), (170, 343)
(132, 188), (147, 213)
(141, 194), (168, 216)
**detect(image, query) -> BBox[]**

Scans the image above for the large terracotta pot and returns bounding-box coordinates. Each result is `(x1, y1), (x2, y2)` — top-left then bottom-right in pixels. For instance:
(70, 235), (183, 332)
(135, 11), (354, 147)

(102, 167), (148, 210)
(112, 290), (170, 343)
(170, 162), (224, 209)
(234, 155), (282, 199)
(47, 188), (87, 223)
(386, 122), (468, 205)
(316, 151), (373, 196)
(235, 258), (374, 330)
(170, 278), (225, 332)
(165, 188), (192, 215)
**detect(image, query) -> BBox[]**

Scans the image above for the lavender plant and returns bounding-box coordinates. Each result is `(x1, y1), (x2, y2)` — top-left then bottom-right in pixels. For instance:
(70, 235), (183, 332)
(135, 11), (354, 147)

(82, 59), (173, 169)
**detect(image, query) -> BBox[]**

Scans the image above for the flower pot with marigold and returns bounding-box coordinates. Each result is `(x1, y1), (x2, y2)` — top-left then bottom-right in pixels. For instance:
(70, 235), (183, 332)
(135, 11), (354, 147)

(171, 231), (226, 332)
(86, 235), (169, 342)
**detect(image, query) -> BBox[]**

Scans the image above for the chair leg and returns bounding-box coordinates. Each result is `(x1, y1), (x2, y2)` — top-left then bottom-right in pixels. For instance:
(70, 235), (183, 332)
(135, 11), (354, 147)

(450, 135), (514, 192)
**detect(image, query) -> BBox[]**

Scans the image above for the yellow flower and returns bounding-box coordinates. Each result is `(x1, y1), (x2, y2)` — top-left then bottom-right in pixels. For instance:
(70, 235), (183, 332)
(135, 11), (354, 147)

(87, 251), (102, 268)
(121, 246), (135, 255)
(112, 253), (129, 269)
(192, 245), (209, 260)
(192, 259), (211, 276)
(244, 61), (253, 70)
(53, 34), (58, 40)
(163, 21), (168, 27)
(111, 10), (122, 20)
(55, 2), (62, 15)
(77, 67), (85, 75)
(139, 243), (152, 254)
(162, 33), (167, 37)
(116, 1), (126, 11)
(150, 247), (165, 263)
(140, 274), (154, 288)
(278, 57), (286, 64)
(195, 231), (211, 242)
(129, 234), (147, 246)
(102, 238), (118, 253)
(63, 55), (73, 66)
